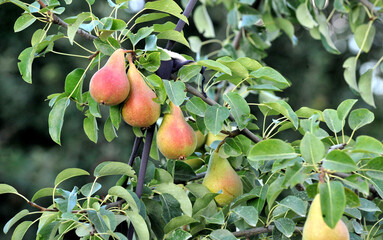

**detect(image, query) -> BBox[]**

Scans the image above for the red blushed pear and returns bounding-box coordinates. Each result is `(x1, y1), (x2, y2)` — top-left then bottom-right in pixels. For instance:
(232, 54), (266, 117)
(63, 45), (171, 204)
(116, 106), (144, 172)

(202, 151), (243, 207)
(156, 102), (197, 160)
(89, 48), (130, 106)
(121, 54), (161, 128)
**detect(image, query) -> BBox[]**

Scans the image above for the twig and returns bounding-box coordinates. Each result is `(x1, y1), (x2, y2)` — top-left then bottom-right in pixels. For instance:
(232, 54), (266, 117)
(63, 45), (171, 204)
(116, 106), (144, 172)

(127, 137), (143, 166)
(232, 226), (303, 238)
(358, 0), (379, 15)
(185, 83), (262, 143)
(165, 0), (198, 50)
(37, 0), (97, 41)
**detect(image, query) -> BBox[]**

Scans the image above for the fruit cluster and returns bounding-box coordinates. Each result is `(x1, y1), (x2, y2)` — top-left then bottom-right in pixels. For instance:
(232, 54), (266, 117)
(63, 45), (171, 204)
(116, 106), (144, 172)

(88, 49), (244, 207)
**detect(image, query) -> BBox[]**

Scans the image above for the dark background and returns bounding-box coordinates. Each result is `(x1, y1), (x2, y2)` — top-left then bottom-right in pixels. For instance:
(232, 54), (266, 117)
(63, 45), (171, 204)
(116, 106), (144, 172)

(0, 1), (382, 239)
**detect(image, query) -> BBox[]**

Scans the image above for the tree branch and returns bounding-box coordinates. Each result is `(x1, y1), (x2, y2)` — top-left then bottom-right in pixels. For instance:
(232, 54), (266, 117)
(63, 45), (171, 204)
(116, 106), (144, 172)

(232, 226), (303, 238)
(37, 0), (97, 41)
(185, 83), (262, 143)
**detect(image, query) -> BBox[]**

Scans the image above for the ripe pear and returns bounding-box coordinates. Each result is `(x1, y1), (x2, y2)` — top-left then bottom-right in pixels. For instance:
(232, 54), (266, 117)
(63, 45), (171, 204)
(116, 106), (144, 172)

(302, 194), (349, 240)
(89, 48), (130, 106)
(121, 54), (161, 127)
(202, 151), (243, 207)
(156, 102), (197, 160)
(205, 132), (227, 147)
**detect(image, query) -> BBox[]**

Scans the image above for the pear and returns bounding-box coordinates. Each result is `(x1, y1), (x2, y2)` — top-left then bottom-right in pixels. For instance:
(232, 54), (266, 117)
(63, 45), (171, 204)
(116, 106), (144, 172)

(184, 157), (204, 170)
(202, 151), (243, 207)
(121, 54), (161, 127)
(205, 132), (227, 147)
(195, 130), (206, 149)
(156, 102), (197, 160)
(89, 48), (130, 106)
(302, 194), (349, 240)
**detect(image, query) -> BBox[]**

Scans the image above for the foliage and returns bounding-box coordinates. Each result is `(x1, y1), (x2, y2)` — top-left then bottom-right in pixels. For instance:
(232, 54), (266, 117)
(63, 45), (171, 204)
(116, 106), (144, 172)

(1, 0), (383, 239)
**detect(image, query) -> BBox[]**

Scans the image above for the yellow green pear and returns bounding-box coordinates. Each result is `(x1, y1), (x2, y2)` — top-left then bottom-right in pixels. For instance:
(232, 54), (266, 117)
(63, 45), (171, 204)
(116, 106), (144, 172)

(156, 102), (197, 160)
(302, 194), (349, 240)
(195, 130), (206, 149)
(205, 132), (227, 147)
(202, 151), (243, 207)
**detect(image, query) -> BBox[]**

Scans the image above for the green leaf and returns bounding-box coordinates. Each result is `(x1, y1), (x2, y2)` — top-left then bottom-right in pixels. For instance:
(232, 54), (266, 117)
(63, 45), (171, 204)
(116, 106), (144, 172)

(54, 168), (89, 186)
(344, 188), (361, 208)
(94, 161), (135, 177)
(337, 99), (357, 121)
(267, 176), (285, 209)
(354, 24), (376, 52)
(178, 65), (202, 82)
(139, 52), (161, 72)
(317, 13), (340, 54)
(146, 74), (167, 104)
(278, 195), (306, 217)
(157, 30), (190, 48)
(163, 81), (186, 106)
(93, 38), (121, 56)
(319, 181), (346, 228)
(202, 210), (225, 225)
(210, 229), (237, 240)
(197, 60), (231, 75)
(365, 157), (383, 180)
(248, 139), (297, 161)
(3, 210), (29, 234)
(17, 47), (35, 83)
(83, 115), (98, 143)
(87, 210), (109, 236)
(323, 150), (358, 173)
(145, 0), (188, 25)
(109, 105), (121, 129)
(0, 184), (18, 195)
(193, 5), (215, 38)
(108, 186), (139, 212)
(343, 57), (358, 91)
(80, 182), (101, 197)
(300, 132), (325, 165)
(274, 218), (296, 238)
(232, 206), (258, 227)
(11, 221), (33, 240)
(185, 97), (207, 117)
(236, 57), (262, 71)
(135, 13), (170, 24)
(204, 104), (230, 135)
(48, 97), (70, 145)
(128, 26), (154, 46)
(358, 198), (381, 212)
(32, 188), (60, 202)
(104, 117), (117, 142)
(164, 215), (197, 234)
(154, 182), (193, 216)
(250, 67), (290, 88)
(275, 17), (296, 45)
(323, 109), (343, 133)
(348, 108), (374, 130)
(67, 12), (93, 44)
(64, 68), (85, 101)
(167, 228), (192, 240)
(358, 69), (375, 107)
(262, 100), (298, 129)
(353, 135), (383, 154)
(296, 3), (318, 29)
(223, 92), (251, 130)
(14, 14), (36, 32)
(160, 193), (183, 223)
(192, 192), (218, 217)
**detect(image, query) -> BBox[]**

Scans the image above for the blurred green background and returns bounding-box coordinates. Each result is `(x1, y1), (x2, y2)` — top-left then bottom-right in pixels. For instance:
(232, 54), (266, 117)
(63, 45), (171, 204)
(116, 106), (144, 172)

(0, 1), (382, 239)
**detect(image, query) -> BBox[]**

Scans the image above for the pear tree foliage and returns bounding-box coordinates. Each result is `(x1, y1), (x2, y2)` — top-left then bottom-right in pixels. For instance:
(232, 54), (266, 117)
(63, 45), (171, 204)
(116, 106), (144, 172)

(1, 0), (383, 239)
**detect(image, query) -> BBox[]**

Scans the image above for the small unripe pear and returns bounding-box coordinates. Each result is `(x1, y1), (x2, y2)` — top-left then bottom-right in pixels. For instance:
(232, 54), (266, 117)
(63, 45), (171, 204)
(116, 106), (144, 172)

(89, 49), (130, 106)
(203, 151), (243, 207)
(184, 157), (204, 170)
(302, 194), (349, 240)
(121, 55), (161, 127)
(156, 102), (197, 160)
(195, 130), (206, 149)
(206, 132), (227, 147)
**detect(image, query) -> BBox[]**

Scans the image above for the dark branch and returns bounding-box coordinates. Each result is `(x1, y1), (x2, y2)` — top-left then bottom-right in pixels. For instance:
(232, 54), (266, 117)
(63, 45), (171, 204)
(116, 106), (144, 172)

(37, 0), (97, 41)
(232, 226), (303, 238)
